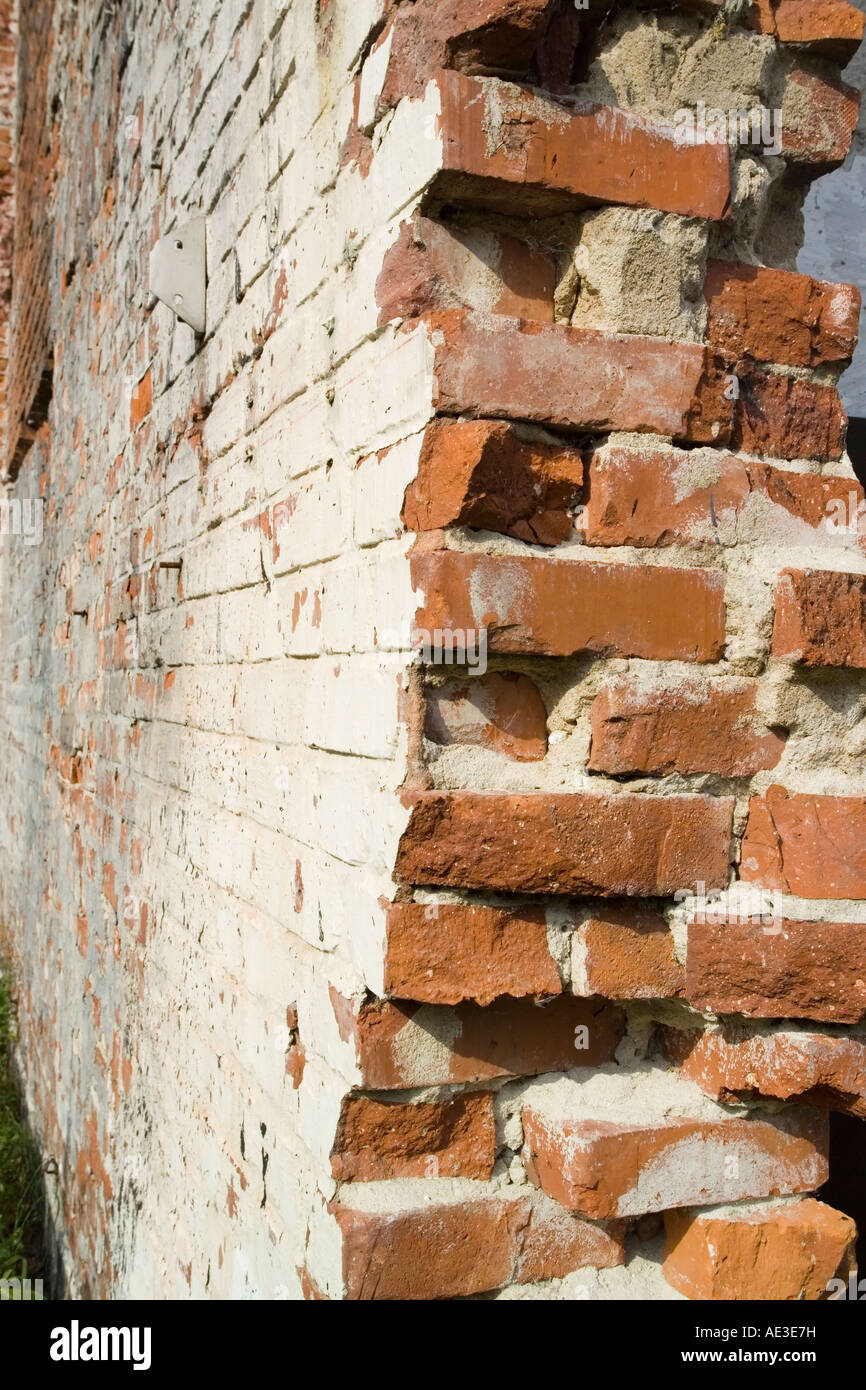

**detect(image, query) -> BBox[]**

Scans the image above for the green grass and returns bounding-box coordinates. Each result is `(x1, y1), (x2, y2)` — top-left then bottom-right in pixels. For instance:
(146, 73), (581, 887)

(0, 965), (44, 1288)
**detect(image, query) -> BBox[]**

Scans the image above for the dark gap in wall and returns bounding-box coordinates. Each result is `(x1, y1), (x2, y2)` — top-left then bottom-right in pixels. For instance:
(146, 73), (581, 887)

(820, 1110), (866, 1270)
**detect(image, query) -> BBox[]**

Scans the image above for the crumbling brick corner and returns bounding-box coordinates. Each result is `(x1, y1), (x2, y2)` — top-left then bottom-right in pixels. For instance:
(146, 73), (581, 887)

(0, 0), (865, 1301)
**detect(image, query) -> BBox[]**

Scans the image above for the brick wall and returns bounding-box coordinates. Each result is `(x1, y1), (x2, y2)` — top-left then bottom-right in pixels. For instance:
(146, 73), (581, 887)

(0, 0), (863, 1300)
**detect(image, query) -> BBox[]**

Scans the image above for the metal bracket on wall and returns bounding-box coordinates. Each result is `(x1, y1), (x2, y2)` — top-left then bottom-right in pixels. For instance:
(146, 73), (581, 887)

(149, 218), (207, 335)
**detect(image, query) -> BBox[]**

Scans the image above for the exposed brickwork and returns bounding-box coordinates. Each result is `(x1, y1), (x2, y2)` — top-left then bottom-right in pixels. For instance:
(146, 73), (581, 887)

(0, 0), (863, 1304)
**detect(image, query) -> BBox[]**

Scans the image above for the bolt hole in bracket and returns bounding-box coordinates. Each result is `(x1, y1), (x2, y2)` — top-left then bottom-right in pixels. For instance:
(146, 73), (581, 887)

(149, 217), (207, 335)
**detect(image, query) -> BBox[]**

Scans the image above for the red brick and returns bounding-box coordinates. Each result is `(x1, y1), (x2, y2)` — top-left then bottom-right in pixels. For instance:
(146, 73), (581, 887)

(686, 917), (866, 1024)
(402, 418), (583, 545)
(411, 550), (726, 662)
(782, 70), (860, 173)
(741, 787), (866, 898)
(522, 1094), (829, 1218)
(769, 0), (865, 59)
(732, 368), (846, 461)
(427, 309), (732, 444)
(330, 1092), (496, 1181)
(430, 71), (731, 219)
(423, 672), (548, 762)
(395, 791), (734, 896)
(663, 1199), (857, 1302)
(129, 370), (152, 430)
(583, 440), (863, 547)
(338, 991), (625, 1088)
(373, 0), (559, 114)
(662, 1023), (866, 1119)
(589, 677), (784, 777)
(772, 568), (866, 668)
(383, 900), (561, 1005)
(574, 907), (685, 1001)
(334, 1188), (625, 1300)
(691, 0), (864, 57)
(377, 216), (555, 326)
(704, 261), (860, 369)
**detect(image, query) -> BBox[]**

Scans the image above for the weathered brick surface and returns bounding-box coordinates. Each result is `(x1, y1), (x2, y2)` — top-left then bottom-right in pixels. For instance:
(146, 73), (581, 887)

(704, 261), (861, 368)
(332, 1186), (626, 1300)
(427, 70), (733, 219)
(741, 788), (866, 898)
(337, 991), (625, 1088)
(402, 418), (583, 544)
(395, 791), (734, 896)
(589, 677), (785, 777)
(330, 1092), (496, 1181)
(572, 908), (685, 1001)
(663, 1024), (866, 1118)
(523, 1086), (829, 1218)
(427, 310), (733, 443)
(383, 900), (561, 1004)
(584, 440), (865, 548)
(377, 216), (556, 325)
(773, 568), (866, 667)
(412, 551), (727, 661)
(423, 672), (549, 761)
(663, 1199), (857, 1302)
(686, 918), (866, 1023)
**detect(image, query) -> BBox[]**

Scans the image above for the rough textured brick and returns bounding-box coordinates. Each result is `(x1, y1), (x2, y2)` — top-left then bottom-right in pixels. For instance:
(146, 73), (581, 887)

(334, 1186), (625, 1300)
(336, 991), (625, 1088)
(523, 1088), (829, 1218)
(383, 901), (561, 1005)
(773, 569), (866, 668)
(429, 70), (732, 219)
(663, 1199), (857, 1302)
(732, 369), (846, 461)
(369, 0), (563, 113)
(572, 907), (685, 1001)
(687, 918), (866, 1024)
(402, 417), (583, 544)
(781, 69), (860, 172)
(589, 677), (784, 777)
(330, 1092), (496, 1181)
(704, 261), (861, 368)
(427, 310), (732, 443)
(412, 551), (727, 662)
(395, 791), (734, 896)
(583, 440), (864, 548)
(423, 672), (549, 762)
(741, 788), (866, 898)
(663, 1024), (866, 1119)
(377, 216), (556, 325)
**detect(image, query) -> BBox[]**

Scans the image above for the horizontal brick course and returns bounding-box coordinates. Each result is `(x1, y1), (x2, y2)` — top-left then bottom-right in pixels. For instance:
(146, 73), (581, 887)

(383, 900), (561, 1005)
(395, 791), (734, 896)
(589, 677), (785, 777)
(523, 1094), (829, 1218)
(686, 917), (866, 1023)
(427, 309), (732, 443)
(334, 1186), (626, 1300)
(412, 550), (727, 662)
(339, 990), (625, 1088)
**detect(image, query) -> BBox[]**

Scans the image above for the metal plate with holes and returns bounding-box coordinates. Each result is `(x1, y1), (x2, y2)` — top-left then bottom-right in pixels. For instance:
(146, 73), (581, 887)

(149, 218), (207, 335)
